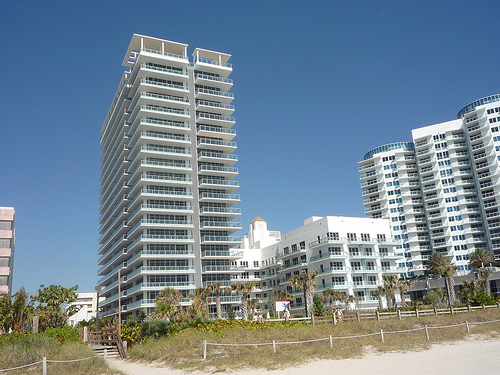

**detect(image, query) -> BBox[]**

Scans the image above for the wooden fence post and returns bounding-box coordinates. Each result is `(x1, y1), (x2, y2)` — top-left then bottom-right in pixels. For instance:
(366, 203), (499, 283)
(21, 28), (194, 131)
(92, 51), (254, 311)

(356, 312), (360, 322)
(415, 309), (419, 318)
(376, 311), (380, 321)
(433, 307), (438, 316)
(43, 357), (47, 375)
(465, 321), (470, 334)
(424, 325), (429, 340)
(329, 335), (333, 349)
(397, 310), (401, 320)
(273, 340), (276, 353)
(380, 329), (384, 343)
(203, 340), (207, 360)
(333, 313), (337, 325)
(467, 305), (471, 312)
(482, 304), (486, 310)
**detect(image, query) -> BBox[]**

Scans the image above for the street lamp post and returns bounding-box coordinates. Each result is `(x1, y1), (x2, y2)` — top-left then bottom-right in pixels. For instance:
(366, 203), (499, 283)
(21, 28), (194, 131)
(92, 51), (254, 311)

(95, 286), (103, 332)
(302, 279), (308, 317)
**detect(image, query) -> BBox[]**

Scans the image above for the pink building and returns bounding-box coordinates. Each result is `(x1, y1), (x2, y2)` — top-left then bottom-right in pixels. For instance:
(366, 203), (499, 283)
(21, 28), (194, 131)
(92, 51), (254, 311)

(0, 207), (15, 295)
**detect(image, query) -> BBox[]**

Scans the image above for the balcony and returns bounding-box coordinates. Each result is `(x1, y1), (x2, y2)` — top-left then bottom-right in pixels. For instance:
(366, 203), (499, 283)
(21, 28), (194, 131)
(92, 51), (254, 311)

(198, 151), (238, 165)
(277, 245), (307, 258)
(200, 236), (243, 244)
(198, 165), (238, 176)
(197, 112), (235, 127)
(201, 250), (244, 259)
(199, 207), (241, 217)
(199, 192), (240, 202)
(202, 265), (244, 273)
(195, 73), (233, 91)
(195, 88), (234, 104)
(309, 251), (349, 262)
(197, 125), (236, 141)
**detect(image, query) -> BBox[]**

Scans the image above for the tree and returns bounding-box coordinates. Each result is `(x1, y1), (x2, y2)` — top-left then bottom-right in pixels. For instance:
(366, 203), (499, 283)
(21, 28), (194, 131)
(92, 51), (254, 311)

(11, 288), (33, 331)
(32, 285), (79, 330)
(322, 289), (342, 315)
(151, 287), (183, 321)
(289, 270), (317, 318)
(423, 288), (447, 308)
(313, 294), (325, 316)
(469, 248), (495, 296)
(397, 279), (412, 308)
(426, 252), (457, 308)
(189, 287), (211, 318)
(208, 282), (231, 320)
(382, 275), (398, 309)
(0, 294), (13, 333)
(371, 286), (386, 310)
(231, 281), (256, 321)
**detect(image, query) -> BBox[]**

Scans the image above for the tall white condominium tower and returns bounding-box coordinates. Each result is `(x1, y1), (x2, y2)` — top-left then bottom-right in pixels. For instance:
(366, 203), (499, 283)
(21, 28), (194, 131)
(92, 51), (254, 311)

(98, 35), (242, 317)
(0, 207), (15, 296)
(358, 144), (425, 276)
(360, 94), (500, 276)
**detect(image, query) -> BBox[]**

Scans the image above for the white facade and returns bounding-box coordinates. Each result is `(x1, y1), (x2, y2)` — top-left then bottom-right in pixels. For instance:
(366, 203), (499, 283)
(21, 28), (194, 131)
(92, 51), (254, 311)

(0, 207), (15, 296)
(237, 216), (402, 313)
(360, 94), (500, 275)
(67, 293), (101, 326)
(98, 34), (242, 317)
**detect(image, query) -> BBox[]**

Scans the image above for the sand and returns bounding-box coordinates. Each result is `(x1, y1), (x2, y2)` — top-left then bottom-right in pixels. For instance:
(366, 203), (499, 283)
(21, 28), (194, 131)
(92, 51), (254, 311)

(108, 338), (500, 375)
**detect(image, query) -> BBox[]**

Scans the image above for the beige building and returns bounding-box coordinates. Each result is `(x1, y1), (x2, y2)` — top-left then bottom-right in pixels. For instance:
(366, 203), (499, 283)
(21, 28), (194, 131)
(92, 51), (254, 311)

(0, 207), (15, 295)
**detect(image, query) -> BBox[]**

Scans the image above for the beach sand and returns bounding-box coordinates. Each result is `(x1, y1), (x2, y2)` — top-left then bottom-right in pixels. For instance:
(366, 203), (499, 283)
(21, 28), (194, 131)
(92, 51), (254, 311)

(108, 338), (500, 374)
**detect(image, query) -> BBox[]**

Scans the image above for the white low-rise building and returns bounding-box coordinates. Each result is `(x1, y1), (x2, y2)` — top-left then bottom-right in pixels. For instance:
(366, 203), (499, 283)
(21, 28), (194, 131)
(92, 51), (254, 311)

(233, 216), (403, 315)
(67, 293), (100, 326)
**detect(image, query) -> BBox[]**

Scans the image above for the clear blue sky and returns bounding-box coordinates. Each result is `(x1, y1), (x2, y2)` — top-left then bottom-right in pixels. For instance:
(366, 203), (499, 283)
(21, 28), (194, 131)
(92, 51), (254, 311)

(2, 1), (499, 295)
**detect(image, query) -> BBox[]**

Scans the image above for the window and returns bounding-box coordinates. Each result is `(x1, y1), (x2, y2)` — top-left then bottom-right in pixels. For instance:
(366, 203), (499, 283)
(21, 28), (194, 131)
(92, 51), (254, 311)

(0, 239), (11, 248)
(347, 233), (357, 241)
(327, 232), (339, 240)
(349, 247), (360, 256)
(253, 261), (259, 267)
(240, 261), (248, 267)
(0, 221), (12, 230)
(361, 233), (370, 241)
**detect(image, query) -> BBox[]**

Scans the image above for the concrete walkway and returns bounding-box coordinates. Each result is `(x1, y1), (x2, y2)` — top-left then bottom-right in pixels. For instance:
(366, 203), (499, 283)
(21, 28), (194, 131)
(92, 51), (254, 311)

(108, 338), (500, 375)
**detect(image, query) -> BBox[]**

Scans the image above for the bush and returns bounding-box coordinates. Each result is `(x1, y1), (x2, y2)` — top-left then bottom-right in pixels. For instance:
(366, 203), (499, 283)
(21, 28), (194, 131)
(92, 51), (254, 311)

(43, 325), (80, 343)
(469, 290), (497, 306)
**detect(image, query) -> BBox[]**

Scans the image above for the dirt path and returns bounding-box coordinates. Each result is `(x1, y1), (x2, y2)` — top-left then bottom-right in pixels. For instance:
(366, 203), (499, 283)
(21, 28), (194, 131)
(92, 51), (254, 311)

(108, 338), (500, 374)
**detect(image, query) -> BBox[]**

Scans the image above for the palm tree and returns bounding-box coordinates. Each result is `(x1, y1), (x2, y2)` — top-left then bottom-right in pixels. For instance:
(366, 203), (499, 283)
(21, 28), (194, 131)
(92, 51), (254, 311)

(426, 252), (457, 308)
(371, 286), (386, 310)
(469, 248), (495, 295)
(189, 287), (211, 318)
(382, 274), (398, 309)
(152, 287), (183, 320)
(322, 289), (342, 315)
(289, 270), (318, 318)
(208, 282), (231, 320)
(397, 279), (412, 308)
(231, 281), (256, 321)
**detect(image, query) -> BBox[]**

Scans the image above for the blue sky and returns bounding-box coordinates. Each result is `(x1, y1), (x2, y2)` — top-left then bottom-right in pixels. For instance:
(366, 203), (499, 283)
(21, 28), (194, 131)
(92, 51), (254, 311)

(2, 1), (499, 295)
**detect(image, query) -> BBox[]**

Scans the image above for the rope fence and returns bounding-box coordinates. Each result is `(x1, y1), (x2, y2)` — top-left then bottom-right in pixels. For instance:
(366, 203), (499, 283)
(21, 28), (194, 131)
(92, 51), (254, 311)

(0, 352), (106, 374)
(202, 317), (500, 360)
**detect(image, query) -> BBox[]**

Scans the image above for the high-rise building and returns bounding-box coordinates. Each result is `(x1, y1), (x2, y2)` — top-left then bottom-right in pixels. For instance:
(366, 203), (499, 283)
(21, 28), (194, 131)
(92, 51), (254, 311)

(98, 34), (242, 317)
(0, 207), (15, 296)
(360, 94), (500, 276)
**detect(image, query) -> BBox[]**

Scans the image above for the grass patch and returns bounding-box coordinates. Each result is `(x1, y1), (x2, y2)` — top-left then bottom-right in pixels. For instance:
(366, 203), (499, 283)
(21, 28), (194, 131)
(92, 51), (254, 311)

(0, 334), (121, 374)
(128, 309), (500, 372)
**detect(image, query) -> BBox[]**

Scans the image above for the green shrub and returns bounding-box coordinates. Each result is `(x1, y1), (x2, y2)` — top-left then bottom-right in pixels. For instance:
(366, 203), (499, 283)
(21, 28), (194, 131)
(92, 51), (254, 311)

(43, 325), (80, 342)
(470, 290), (497, 306)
